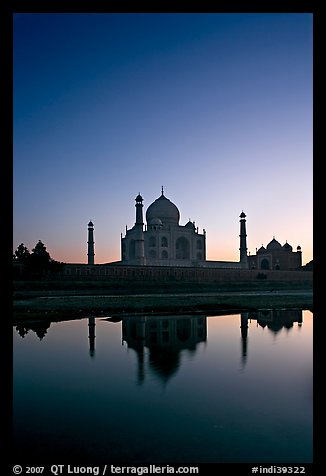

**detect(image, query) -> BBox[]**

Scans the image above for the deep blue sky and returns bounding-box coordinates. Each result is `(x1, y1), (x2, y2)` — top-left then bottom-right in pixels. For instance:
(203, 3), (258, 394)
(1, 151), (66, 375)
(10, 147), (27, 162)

(13, 13), (313, 264)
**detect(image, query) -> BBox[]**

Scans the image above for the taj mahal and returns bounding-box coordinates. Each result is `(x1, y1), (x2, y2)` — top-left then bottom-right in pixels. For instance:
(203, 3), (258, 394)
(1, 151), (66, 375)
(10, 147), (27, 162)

(85, 188), (302, 271)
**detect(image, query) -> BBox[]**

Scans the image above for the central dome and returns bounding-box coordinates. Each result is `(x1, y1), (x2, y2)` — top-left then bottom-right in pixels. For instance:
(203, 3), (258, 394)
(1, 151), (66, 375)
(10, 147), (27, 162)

(146, 192), (180, 225)
(266, 238), (282, 250)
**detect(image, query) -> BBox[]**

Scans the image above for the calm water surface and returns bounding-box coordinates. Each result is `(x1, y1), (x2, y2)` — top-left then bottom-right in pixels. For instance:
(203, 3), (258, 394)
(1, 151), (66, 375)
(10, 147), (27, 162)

(13, 310), (313, 464)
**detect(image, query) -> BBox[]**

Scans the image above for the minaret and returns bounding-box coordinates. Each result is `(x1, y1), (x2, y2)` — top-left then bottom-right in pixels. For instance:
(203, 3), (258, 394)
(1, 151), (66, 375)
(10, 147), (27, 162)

(239, 211), (248, 268)
(87, 220), (95, 265)
(296, 245), (302, 267)
(134, 194), (145, 264)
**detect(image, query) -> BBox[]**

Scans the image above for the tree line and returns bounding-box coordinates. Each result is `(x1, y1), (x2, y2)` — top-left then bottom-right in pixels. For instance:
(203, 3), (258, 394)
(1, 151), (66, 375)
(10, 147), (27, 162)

(13, 240), (64, 279)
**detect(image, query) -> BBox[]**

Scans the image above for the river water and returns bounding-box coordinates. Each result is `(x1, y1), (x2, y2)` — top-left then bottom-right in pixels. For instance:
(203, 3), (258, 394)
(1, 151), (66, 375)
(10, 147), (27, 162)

(13, 309), (313, 464)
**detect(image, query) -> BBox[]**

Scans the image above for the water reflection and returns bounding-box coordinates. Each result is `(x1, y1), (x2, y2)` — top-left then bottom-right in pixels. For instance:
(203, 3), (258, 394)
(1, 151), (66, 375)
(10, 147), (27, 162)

(15, 320), (51, 340)
(240, 310), (303, 367)
(240, 312), (249, 366)
(13, 309), (312, 464)
(252, 309), (303, 331)
(88, 316), (96, 357)
(15, 309), (304, 377)
(119, 315), (207, 385)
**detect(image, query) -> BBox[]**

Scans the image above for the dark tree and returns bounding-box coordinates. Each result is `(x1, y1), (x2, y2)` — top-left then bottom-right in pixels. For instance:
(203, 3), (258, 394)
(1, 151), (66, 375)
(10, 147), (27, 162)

(28, 240), (52, 277)
(13, 243), (30, 263)
(13, 240), (64, 279)
(31, 240), (51, 261)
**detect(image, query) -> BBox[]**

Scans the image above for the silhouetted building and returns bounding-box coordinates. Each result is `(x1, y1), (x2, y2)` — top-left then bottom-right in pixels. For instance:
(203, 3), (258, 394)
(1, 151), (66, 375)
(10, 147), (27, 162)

(247, 238), (302, 270)
(59, 189), (311, 275)
(304, 260), (313, 270)
(120, 188), (248, 268)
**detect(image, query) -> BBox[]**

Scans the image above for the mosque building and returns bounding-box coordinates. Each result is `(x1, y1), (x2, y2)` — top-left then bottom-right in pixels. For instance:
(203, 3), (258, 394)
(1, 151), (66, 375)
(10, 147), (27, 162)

(247, 238), (302, 270)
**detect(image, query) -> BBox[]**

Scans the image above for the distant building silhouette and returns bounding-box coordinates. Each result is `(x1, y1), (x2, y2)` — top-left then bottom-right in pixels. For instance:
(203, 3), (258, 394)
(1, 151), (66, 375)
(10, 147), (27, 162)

(120, 188), (248, 269)
(247, 238), (302, 270)
(118, 190), (303, 270)
(60, 189), (310, 276)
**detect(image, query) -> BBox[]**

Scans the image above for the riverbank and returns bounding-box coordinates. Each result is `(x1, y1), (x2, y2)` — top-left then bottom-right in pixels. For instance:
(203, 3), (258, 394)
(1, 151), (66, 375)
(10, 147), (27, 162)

(13, 289), (313, 322)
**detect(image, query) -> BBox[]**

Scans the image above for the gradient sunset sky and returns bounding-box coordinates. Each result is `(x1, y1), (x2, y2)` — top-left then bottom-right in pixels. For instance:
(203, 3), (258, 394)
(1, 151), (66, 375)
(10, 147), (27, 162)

(13, 13), (313, 265)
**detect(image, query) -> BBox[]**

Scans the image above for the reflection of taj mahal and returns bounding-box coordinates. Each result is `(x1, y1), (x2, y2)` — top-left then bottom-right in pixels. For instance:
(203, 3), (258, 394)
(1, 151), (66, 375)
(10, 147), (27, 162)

(121, 315), (207, 385)
(15, 310), (305, 381)
(87, 188), (303, 270)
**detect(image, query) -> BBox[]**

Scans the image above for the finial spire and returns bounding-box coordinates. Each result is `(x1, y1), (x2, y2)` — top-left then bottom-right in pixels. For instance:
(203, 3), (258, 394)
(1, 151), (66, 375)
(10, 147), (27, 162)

(161, 186), (164, 195)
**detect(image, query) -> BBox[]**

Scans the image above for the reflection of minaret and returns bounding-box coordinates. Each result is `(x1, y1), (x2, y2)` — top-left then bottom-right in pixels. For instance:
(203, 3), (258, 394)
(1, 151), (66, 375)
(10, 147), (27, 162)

(298, 312), (303, 328)
(135, 318), (146, 385)
(88, 317), (96, 357)
(87, 221), (95, 265)
(134, 194), (145, 264)
(122, 317), (146, 384)
(239, 211), (248, 268)
(240, 312), (249, 367)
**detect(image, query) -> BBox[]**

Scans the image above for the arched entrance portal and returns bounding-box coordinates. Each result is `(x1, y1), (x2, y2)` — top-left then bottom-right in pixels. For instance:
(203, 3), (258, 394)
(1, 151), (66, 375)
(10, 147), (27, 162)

(176, 237), (190, 259)
(260, 258), (270, 270)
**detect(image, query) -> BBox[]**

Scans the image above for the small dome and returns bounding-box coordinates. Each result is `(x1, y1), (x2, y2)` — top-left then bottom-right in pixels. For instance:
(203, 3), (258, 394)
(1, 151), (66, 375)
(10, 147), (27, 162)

(88, 220), (94, 227)
(283, 241), (293, 251)
(240, 211), (246, 218)
(185, 220), (195, 230)
(146, 192), (180, 225)
(149, 217), (163, 226)
(297, 245), (301, 251)
(257, 245), (266, 254)
(266, 238), (282, 250)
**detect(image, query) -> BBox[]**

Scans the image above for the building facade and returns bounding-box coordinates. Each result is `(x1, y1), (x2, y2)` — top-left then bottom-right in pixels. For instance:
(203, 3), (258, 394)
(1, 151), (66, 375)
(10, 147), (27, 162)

(69, 190), (306, 273)
(247, 238), (302, 270)
(121, 189), (209, 267)
(120, 189), (250, 269)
